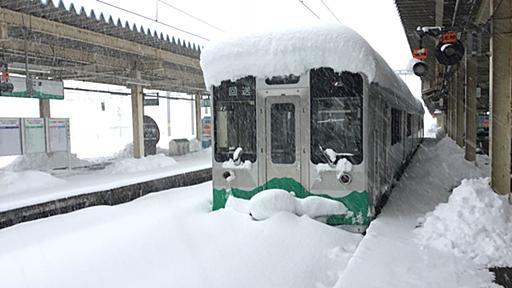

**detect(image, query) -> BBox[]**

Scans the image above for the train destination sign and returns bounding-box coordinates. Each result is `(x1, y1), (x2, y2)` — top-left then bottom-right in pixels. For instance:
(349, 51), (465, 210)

(0, 76), (64, 100)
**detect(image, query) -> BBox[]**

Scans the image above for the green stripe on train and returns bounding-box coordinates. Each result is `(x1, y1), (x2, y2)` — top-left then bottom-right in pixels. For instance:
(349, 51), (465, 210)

(213, 177), (369, 225)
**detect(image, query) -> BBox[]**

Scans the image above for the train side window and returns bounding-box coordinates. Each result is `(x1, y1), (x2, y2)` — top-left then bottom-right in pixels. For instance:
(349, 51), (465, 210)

(213, 76), (257, 163)
(391, 108), (401, 145)
(310, 68), (363, 165)
(270, 103), (296, 164)
(407, 113), (412, 136)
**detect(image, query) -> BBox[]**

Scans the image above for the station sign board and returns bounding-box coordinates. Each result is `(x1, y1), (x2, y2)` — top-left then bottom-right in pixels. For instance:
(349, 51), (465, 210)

(47, 118), (70, 153)
(412, 48), (428, 60)
(200, 98), (211, 107)
(0, 76), (64, 100)
(0, 118), (22, 156)
(22, 118), (46, 154)
(143, 97), (159, 106)
(441, 32), (458, 44)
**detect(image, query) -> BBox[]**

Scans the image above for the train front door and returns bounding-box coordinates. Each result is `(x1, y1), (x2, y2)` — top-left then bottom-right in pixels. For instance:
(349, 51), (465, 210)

(265, 96), (302, 190)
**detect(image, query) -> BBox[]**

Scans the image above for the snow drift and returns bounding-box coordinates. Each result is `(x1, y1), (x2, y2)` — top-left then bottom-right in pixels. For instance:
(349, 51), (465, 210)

(226, 189), (350, 220)
(105, 154), (177, 174)
(416, 178), (512, 267)
(0, 170), (65, 195)
(4, 153), (88, 171)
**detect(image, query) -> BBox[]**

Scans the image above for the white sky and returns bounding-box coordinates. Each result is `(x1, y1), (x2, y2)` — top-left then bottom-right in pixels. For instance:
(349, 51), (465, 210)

(61, 0), (414, 71)
(66, 0), (431, 126)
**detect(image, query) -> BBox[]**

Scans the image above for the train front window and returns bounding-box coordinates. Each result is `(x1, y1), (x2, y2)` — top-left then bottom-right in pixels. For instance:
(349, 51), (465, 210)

(310, 68), (363, 165)
(271, 103), (296, 164)
(213, 76), (257, 163)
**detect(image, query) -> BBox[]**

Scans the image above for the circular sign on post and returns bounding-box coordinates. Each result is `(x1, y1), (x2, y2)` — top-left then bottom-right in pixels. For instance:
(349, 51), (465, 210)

(143, 115), (160, 156)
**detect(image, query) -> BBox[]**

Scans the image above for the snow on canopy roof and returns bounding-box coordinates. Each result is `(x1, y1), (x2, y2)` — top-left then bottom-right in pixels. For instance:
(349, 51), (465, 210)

(200, 23), (423, 113)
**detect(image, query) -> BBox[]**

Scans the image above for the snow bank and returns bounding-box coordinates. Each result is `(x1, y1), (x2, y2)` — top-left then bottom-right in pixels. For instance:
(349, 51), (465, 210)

(416, 178), (512, 267)
(0, 182), (364, 288)
(200, 22), (423, 113)
(296, 196), (351, 218)
(4, 153), (88, 171)
(0, 170), (65, 195)
(105, 154), (177, 174)
(227, 189), (350, 220)
(114, 143), (170, 159)
(249, 189), (297, 220)
(335, 138), (495, 288)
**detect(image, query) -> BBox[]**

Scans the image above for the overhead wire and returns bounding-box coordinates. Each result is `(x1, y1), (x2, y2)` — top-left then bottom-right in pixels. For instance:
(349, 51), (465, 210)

(320, 0), (341, 24)
(298, 0), (320, 20)
(157, 0), (225, 33)
(95, 0), (210, 41)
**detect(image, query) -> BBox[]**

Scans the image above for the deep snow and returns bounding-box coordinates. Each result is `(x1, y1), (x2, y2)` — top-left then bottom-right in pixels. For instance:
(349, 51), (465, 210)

(416, 177), (512, 268)
(0, 148), (211, 212)
(0, 182), (363, 288)
(334, 137), (498, 288)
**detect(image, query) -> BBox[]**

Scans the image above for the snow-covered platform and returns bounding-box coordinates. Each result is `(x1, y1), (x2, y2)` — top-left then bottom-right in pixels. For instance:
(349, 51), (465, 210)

(335, 138), (502, 288)
(0, 149), (212, 213)
(0, 138), (509, 288)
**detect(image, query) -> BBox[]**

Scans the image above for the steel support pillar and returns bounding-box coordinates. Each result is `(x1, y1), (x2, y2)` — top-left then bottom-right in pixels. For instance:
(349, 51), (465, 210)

(450, 72), (457, 140)
(0, 22), (7, 40)
(436, 0), (446, 132)
(489, 0), (511, 195)
(446, 83), (451, 138)
(465, 36), (477, 162)
(195, 93), (201, 141)
(130, 71), (144, 159)
(456, 64), (465, 147)
(39, 99), (51, 118)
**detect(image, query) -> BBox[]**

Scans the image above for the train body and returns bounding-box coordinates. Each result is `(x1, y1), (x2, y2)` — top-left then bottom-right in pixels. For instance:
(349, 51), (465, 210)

(200, 24), (424, 230)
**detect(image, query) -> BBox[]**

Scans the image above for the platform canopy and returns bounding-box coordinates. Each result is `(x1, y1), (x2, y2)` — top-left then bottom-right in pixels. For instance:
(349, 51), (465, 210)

(395, 0), (489, 114)
(0, 0), (206, 94)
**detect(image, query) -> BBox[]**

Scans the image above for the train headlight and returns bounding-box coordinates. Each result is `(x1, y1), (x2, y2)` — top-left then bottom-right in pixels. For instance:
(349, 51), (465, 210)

(222, 170), (236, 183)
(338, 173), (352, 185)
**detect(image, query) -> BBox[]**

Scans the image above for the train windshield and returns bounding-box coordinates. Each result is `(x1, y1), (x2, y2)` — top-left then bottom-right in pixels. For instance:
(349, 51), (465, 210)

(310, 68), (363, 164)
(213, 76), (257, 163)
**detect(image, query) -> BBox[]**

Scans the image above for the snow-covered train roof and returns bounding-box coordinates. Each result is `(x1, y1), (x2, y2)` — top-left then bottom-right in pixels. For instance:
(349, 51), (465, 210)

(200, 23), (423, 114)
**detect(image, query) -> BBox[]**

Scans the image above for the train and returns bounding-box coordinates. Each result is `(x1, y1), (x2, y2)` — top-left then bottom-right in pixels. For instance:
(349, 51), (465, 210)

(200, 24), (424, 231)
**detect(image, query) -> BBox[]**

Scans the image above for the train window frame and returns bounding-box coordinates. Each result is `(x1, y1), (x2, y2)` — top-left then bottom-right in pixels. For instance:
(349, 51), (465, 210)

(391, 108), (402, 145)
(213, 76), (257, 163)
(265, 74), (300, 85)
(309, 68), (364, 165)
(407, 113), (412, 137)
(270, 103), (296, 164)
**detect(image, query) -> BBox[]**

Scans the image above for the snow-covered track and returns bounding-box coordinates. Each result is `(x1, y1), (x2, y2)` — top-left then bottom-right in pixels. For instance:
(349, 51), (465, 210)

(0, 168), (211, 229)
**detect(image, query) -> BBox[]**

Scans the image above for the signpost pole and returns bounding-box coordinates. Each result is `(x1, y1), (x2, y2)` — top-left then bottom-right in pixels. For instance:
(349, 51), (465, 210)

(39, 99), (51, 118)
(195, 93), (201, 141)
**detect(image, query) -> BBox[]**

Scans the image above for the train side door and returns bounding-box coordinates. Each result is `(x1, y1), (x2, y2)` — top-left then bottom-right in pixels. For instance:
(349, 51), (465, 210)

(380, 102), (389, 192)
(265, 96), (302, 188)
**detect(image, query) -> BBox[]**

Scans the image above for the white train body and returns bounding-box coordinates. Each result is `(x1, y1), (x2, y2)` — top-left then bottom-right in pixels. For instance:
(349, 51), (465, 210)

(201, 24), (424, 229)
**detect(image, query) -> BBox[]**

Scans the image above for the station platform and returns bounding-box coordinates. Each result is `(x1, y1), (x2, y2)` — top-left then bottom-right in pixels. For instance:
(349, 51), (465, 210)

(0, 149), (212, 217)
(334, 138), (495, 288)
(0, 138), (509, 288)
